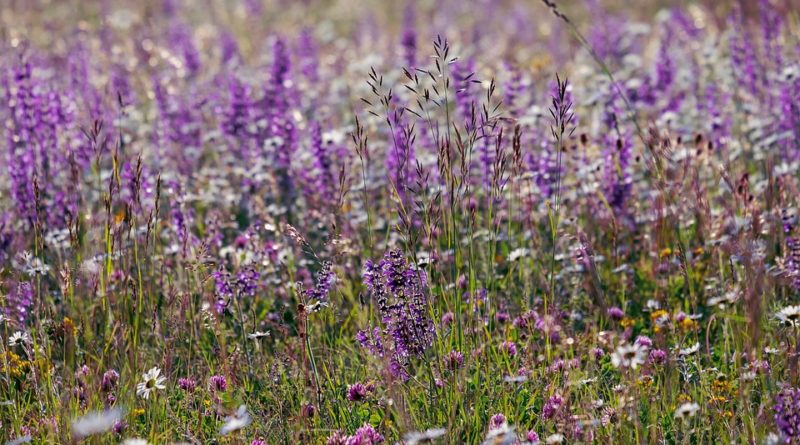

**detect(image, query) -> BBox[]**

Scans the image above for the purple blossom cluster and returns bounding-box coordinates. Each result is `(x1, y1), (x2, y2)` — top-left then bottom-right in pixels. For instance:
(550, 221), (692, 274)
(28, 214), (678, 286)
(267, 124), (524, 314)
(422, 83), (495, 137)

(357, 250), (434, 378)
(4, 281), (33, 324)
(212, 266), (260, 314)
(303, 261), (336, 302)
(775, 386), (800, 441)
(327, 423), (384, 445)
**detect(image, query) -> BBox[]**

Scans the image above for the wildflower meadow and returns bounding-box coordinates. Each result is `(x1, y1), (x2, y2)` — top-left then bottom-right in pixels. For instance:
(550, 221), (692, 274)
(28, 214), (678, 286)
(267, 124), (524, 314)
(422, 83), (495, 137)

(1, 0), (800, 443)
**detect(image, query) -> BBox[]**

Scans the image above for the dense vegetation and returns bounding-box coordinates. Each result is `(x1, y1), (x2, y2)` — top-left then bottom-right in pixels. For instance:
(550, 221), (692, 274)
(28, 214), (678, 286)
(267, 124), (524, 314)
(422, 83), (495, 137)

(1, 0), (799, 443)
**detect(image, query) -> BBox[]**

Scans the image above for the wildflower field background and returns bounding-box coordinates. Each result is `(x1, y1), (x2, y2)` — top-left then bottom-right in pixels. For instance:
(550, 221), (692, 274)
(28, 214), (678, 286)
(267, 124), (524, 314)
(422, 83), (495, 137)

(1, 0), (800, 443)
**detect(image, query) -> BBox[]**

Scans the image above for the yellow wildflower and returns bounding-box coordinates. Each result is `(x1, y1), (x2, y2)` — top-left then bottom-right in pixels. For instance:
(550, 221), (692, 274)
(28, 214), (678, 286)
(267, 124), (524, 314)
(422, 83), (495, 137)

(650, 310), (669, 321)
(637, 375), (654, 387)
(63, 317), (77, 336)
(709, 395), (727, 404)
(712, 379), (733, 394)
(680, 317), (698, 331)
(0, 351), (28, 378)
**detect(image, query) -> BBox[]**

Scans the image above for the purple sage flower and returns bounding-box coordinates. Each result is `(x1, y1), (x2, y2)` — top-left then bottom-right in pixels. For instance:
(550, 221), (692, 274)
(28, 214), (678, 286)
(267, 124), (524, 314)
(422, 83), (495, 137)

(775, 386), (800, 441)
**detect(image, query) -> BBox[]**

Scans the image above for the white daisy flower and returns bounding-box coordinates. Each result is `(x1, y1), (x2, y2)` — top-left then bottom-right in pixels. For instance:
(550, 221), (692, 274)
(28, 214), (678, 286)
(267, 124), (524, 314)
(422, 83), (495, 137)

(247, 331), (271, 340)
(674, 402), (700, 420)
(707, 289), (740, 308)
(503, 375), (528, 383)
(4, 435), (32, 445)
(611, 343), (648, 369)
(8, 331), (29, 347)
(765, 432), (782, 445)
(678, 343), (700, 356)
(16, 251), (51, 276)
(136, 367), (166, 399)
(481, 422), (516, 445)
(508, 248), (530, 262)
(303, 300), (329, 314)
(775, 305), (800, 328)
(404, 427), (446, 444)
(219, 405), (252, 435)
(71, 408), (123, 438)
(545, 433), (565, 444)
(121, 439), (150, 445)
(415, 252), (436, 268)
